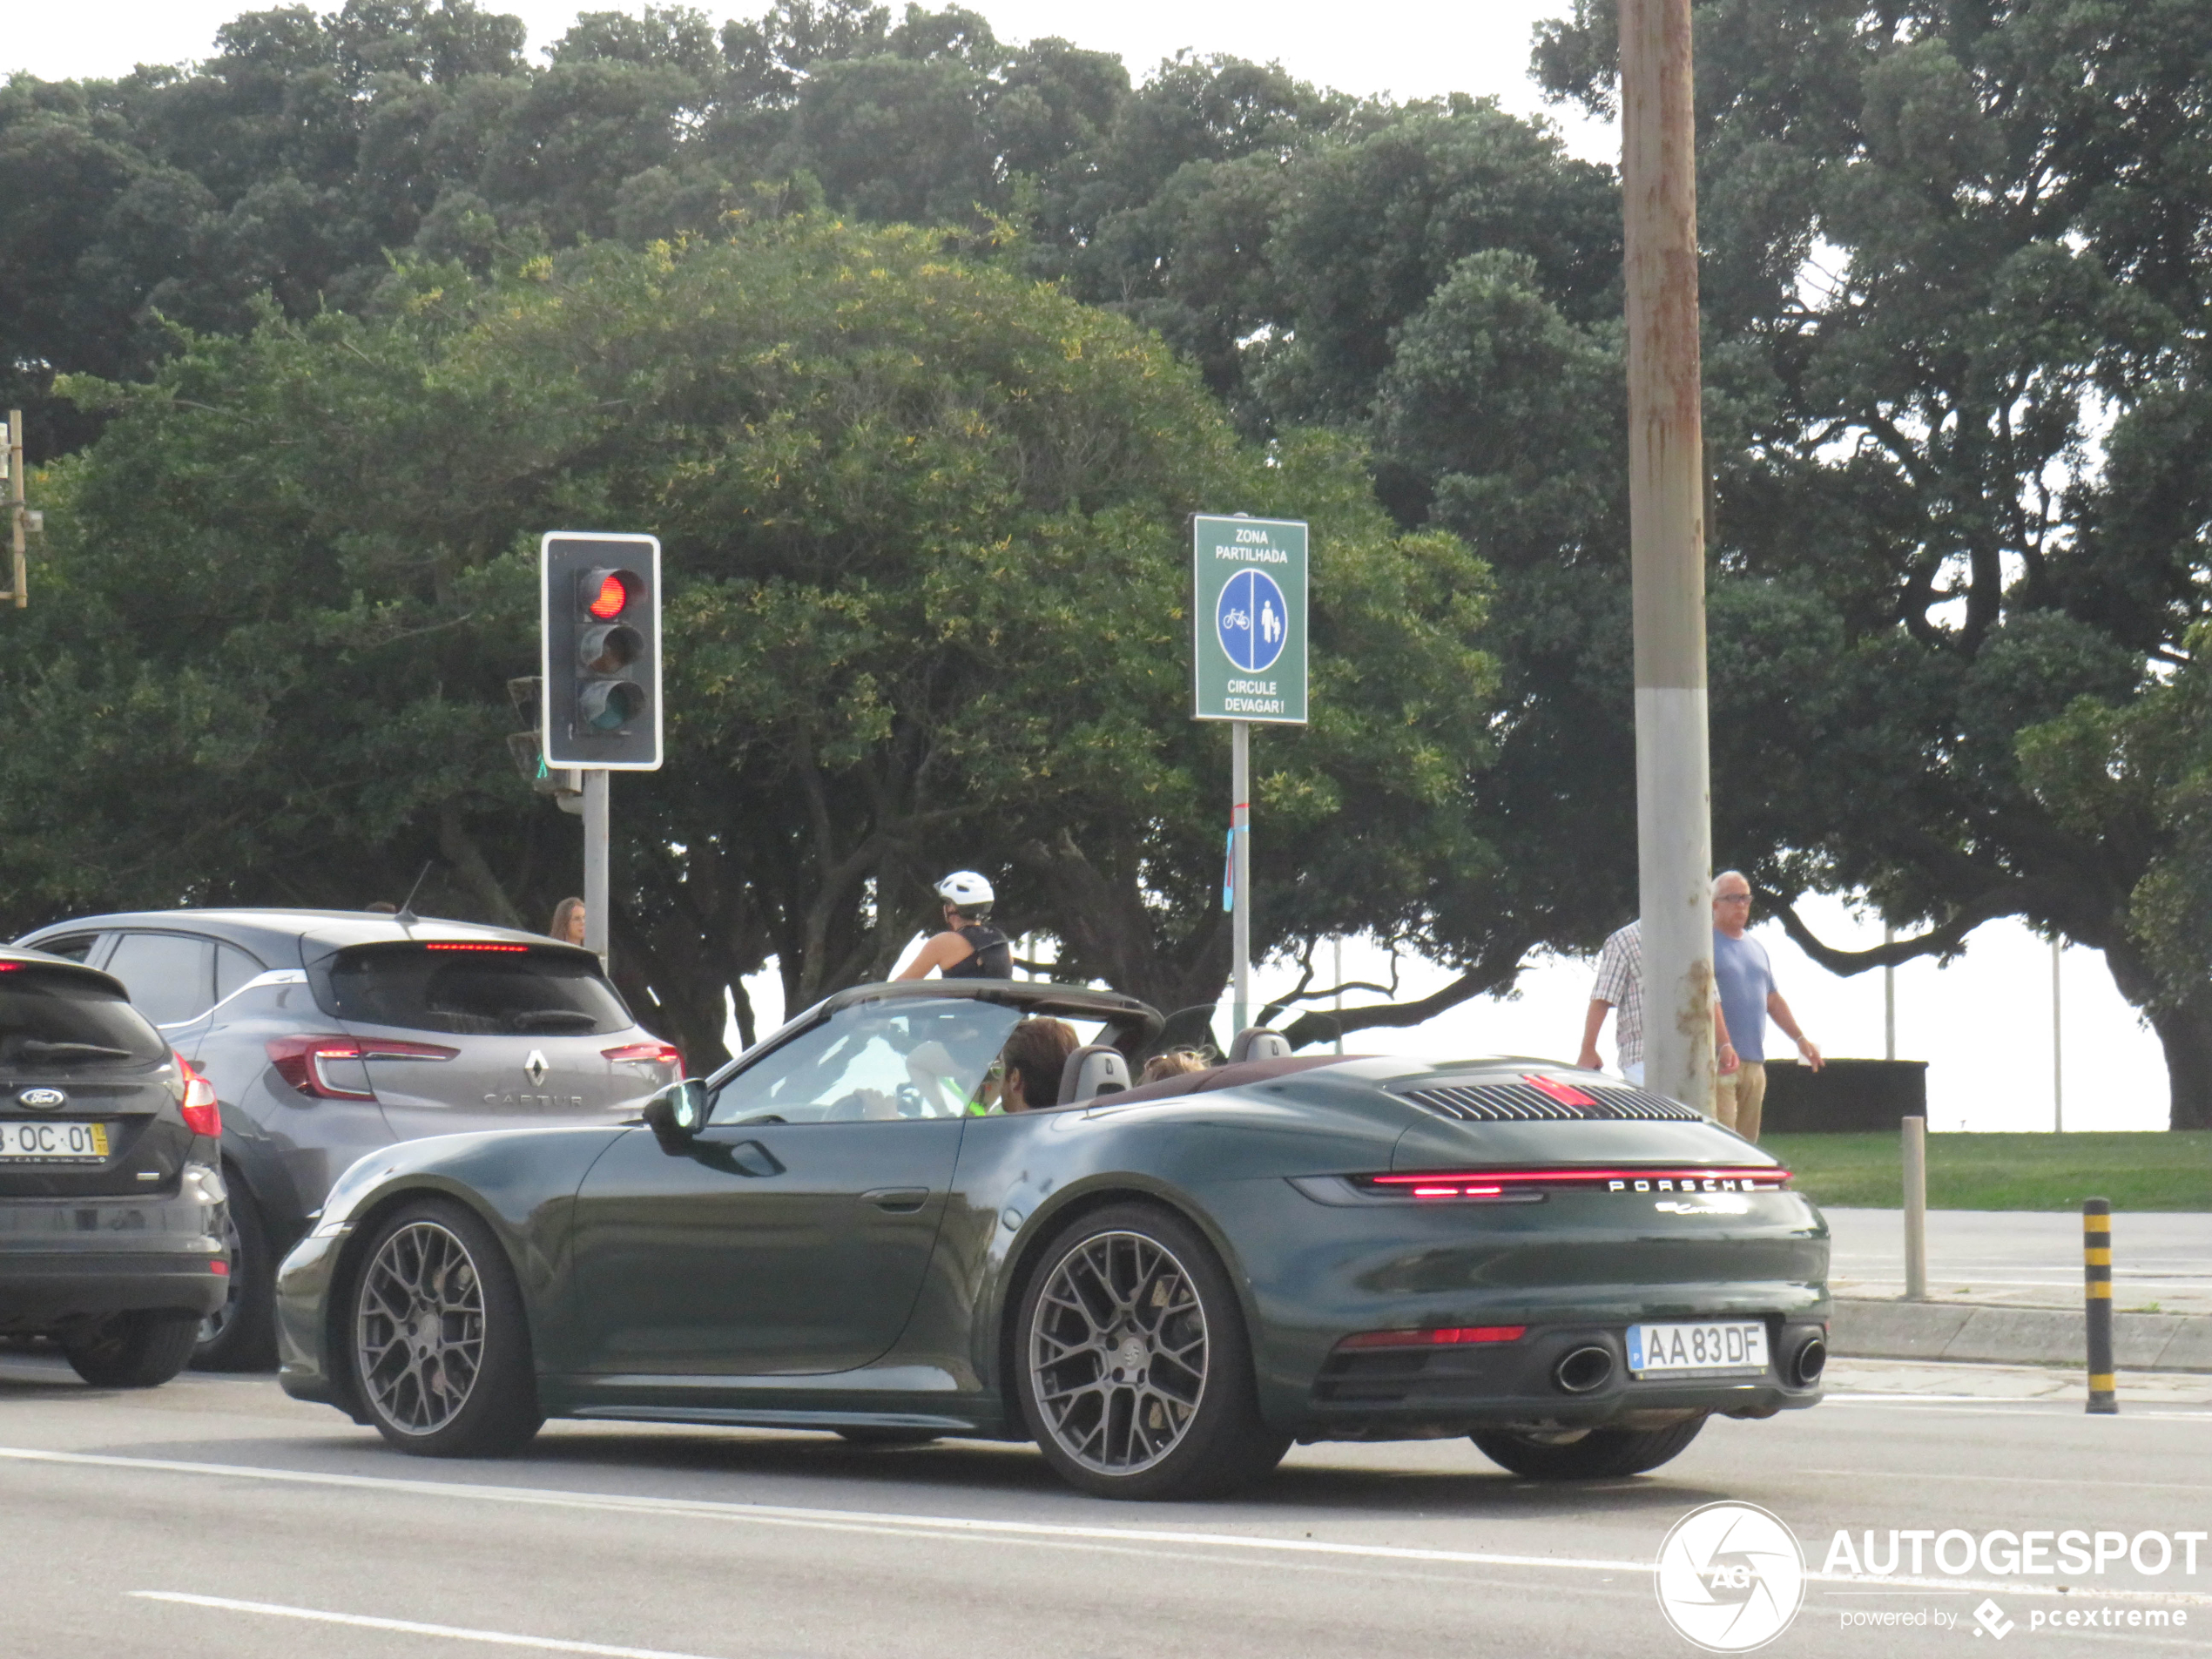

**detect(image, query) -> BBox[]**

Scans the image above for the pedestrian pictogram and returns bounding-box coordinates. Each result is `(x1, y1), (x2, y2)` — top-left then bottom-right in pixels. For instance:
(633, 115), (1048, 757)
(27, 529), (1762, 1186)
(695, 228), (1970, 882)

(1217, 568), (1290, 673)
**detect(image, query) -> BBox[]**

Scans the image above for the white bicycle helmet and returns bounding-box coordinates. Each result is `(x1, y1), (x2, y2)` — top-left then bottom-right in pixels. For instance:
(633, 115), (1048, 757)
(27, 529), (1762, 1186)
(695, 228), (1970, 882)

(934, 871), (995, 914)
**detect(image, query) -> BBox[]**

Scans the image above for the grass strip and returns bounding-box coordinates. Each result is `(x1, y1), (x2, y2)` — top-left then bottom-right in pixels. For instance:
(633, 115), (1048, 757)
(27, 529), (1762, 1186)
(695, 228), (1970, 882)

(1761, 1130), (2212, 1211)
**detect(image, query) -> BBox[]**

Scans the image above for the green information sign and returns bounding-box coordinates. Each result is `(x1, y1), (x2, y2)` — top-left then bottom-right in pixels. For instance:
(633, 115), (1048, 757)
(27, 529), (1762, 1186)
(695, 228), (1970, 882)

(1191, 514), (1307, 725)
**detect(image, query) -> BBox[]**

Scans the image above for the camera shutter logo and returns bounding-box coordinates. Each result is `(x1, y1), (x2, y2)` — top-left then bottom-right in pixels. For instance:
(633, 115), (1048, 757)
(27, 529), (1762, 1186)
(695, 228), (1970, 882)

(1655, 1501), (1805, 1651)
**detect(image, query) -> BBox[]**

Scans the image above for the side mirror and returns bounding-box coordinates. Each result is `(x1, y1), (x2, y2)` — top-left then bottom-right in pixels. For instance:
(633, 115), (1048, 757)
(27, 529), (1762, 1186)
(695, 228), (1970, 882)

(643, 1079), (708, 1150)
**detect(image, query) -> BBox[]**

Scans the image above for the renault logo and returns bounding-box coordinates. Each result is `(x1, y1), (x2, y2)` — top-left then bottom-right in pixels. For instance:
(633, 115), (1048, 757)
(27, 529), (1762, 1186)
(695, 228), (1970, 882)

(17, 1088), (66, 1110)
(523, 1050), (550, 1087)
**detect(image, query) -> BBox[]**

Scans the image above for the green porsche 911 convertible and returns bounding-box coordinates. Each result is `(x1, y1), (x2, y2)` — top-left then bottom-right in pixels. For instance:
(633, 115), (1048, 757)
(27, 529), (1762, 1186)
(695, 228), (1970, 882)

(274, 979), (1829, 1500)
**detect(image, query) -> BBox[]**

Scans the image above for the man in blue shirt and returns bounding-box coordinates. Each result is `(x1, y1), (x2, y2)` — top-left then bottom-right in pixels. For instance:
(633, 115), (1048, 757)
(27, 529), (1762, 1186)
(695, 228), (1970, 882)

(1711, 871), (1824, 1141)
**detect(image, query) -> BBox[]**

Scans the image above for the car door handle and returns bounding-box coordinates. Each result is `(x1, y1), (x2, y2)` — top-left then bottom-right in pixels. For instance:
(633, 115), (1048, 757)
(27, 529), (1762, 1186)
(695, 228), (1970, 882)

(863, 1187), (930, 1213)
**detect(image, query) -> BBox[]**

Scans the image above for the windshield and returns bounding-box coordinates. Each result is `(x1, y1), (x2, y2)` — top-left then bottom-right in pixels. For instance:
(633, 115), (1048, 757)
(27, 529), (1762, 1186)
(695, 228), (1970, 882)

(326, 946), (631, 1037)
(0, 968), (167, 1068)
(710, 999), (1026, 1124)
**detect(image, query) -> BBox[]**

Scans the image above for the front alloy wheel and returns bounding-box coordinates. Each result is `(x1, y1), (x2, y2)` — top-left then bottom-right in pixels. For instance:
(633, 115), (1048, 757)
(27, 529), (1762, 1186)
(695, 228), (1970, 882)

(348, 1198), (543, 1457)
(1017, 1204), (1286, 1500)
(1029, 1230), (1210, 1476)
(357, 1218), (485, 1434)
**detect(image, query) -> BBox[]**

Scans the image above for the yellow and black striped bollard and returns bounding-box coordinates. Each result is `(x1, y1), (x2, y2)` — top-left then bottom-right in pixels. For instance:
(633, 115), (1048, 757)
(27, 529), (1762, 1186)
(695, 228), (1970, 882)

(2084, 1197), (2116, 1415)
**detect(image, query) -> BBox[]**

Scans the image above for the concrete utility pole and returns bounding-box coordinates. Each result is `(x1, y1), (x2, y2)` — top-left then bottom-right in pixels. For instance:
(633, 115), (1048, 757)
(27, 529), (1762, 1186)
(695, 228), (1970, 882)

(1884, 922), (1897, 1061)
(6, 410), (26, 608)
(2053, 936), (2064, 1133)
(1620, 0), (1715, 1112)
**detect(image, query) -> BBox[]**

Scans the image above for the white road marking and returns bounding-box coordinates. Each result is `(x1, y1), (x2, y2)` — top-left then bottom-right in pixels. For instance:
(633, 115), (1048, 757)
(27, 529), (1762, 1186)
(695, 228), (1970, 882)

(132, 1593), (725, 1657)
(6, 1446), (2207, 1606)
(1803, 1467), (2212, 1493)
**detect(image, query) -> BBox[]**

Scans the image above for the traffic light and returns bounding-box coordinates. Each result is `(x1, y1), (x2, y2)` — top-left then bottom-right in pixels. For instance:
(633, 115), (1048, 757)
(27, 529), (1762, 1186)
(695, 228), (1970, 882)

(540, 532), (663, 769)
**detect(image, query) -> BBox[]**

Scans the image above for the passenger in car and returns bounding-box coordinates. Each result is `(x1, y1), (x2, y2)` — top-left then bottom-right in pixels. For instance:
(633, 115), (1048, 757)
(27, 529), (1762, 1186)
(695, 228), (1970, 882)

(1138, 1049), (1211, 1084)
(993, 1017), (1079, 1112)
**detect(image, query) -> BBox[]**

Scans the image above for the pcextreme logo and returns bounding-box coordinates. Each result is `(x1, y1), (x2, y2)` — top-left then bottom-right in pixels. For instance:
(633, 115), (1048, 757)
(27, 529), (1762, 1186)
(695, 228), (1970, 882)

(1656, 1501), (1807, 1651)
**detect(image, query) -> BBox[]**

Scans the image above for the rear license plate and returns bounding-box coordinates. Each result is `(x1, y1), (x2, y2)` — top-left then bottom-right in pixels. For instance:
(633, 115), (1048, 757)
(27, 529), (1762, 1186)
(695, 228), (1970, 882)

(0, 1121), (110, 1161)
(1627, 1321), (1769, 1377)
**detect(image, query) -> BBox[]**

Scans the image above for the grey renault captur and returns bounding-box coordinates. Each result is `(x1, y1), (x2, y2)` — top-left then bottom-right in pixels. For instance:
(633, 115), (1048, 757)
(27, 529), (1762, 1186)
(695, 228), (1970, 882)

(0, 947), (228, 1386)
(13, 910), (683, 1370)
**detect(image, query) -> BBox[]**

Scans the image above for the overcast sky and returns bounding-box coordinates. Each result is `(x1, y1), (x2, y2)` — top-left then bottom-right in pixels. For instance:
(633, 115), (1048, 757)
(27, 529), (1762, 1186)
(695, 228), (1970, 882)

(12, 1), (2175, 1128)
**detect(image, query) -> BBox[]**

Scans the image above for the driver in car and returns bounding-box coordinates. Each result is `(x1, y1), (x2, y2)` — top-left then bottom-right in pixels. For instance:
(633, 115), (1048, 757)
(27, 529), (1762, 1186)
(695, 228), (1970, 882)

(985, 1018), (1078, 1113)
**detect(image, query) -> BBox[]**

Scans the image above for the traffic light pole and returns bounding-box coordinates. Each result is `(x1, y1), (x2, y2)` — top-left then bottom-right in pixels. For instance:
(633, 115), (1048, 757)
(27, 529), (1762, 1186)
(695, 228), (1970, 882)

(1622, 0), (1716, 1115)
(583, 768), (610, 967)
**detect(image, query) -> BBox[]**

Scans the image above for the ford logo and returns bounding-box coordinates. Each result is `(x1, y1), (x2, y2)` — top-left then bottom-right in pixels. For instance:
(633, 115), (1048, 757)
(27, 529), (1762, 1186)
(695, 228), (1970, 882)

(17, 1088), (67, 1110)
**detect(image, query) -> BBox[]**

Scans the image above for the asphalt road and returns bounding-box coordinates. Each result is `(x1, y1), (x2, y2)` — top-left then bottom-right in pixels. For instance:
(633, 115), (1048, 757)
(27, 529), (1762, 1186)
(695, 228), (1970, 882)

(3, 1352), (2209, 1658)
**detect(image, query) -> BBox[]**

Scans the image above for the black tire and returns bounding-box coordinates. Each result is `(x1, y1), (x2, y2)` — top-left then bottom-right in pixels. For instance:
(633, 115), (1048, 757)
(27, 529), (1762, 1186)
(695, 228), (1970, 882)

(835, 1427), (942, 1447)
(62, 1310), (200, 1388)
(192, 1174), (278, 1372)
(1474, 1414), (1709, 1480)
(346, 1197), (543, 1458)
(1014, 1202), (1288, 1501)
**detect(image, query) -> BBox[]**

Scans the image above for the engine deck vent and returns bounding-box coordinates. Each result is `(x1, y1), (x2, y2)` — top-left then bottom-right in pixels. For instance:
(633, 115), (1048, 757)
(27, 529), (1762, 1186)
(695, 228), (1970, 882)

(1400, 1079), (1703, 1123)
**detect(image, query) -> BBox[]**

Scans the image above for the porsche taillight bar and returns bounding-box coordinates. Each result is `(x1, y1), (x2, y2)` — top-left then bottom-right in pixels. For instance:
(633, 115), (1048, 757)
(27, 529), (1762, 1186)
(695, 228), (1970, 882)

(1335, 1325), (1527, 1351)
(1362, 1166), (1791, 1198)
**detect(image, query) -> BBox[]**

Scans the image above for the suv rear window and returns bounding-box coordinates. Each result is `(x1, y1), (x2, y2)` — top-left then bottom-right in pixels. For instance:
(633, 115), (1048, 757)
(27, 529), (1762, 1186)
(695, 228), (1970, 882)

(0, 967), (167, 1067)
(326, 946), (631, 1037)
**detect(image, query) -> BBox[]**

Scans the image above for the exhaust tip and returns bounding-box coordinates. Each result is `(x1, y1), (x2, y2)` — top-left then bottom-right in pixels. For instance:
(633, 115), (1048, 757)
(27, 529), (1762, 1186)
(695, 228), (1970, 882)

(1791, 1336), (1827, 1387)
(1554, 1345), (1615, 1394)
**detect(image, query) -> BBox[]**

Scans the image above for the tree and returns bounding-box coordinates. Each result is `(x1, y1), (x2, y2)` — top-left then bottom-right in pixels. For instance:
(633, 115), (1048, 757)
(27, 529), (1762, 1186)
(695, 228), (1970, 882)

(5, 216), (1496, 1068)
(1527, 0), (2212, 1125)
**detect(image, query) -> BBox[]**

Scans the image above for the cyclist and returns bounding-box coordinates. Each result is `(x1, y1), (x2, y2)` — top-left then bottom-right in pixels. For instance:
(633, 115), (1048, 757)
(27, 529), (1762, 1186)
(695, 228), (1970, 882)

(894, 872), (1014, 981)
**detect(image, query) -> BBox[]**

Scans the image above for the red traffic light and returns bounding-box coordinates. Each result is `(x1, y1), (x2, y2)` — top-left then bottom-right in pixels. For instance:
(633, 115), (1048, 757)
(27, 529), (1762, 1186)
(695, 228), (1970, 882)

(583, 569), (634, 620)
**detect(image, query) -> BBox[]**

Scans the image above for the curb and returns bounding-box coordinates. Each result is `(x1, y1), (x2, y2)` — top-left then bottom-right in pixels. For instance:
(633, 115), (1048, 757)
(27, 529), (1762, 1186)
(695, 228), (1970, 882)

(1831, 1298), (2212, 1373)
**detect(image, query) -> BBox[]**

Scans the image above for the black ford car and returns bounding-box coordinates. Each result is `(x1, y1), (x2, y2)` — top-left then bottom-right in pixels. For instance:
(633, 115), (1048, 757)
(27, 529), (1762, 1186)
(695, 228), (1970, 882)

(0, 948), (228, 1386)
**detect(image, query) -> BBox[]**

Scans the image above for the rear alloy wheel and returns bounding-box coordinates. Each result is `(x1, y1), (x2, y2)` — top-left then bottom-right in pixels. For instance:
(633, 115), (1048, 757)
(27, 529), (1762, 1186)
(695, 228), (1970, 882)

(62, 1310), (200, 1388)
(193, 1176), (277, 1372)
(1474, 1415), (1709, 1480)
(348, 1198), (543, 1458)
(1016, 1204), (1287, 1501)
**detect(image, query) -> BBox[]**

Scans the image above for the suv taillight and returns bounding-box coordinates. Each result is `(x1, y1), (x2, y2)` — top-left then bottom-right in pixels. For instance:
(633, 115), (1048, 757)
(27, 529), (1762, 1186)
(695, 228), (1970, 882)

(266, 1035), (459, 1100)
(177, 1055), (221, 1139)
(603, 1040), (683, 1072)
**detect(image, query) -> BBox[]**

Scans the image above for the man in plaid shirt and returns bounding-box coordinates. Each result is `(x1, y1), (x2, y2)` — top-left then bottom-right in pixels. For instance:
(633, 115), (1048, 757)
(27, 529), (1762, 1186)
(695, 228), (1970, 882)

(1576, 920), (1737, 1089)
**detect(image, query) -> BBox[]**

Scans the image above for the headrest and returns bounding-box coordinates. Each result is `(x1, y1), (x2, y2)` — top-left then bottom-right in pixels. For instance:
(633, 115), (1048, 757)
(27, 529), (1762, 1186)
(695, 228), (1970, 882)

(1058, 1043), (1131, 1105)
(1228, 1027), (1292, 1063)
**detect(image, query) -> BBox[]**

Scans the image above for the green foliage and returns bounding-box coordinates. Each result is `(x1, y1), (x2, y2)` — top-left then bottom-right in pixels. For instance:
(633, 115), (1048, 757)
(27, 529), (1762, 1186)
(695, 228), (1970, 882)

(7, 218), (1495, 1064)
(1510, 0), (2212, 1125)
(0, 0), (1359, 456)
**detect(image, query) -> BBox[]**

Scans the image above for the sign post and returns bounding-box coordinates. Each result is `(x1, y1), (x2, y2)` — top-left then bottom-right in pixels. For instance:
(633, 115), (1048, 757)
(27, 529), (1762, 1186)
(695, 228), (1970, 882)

(1192, 514), (1308, 1036)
